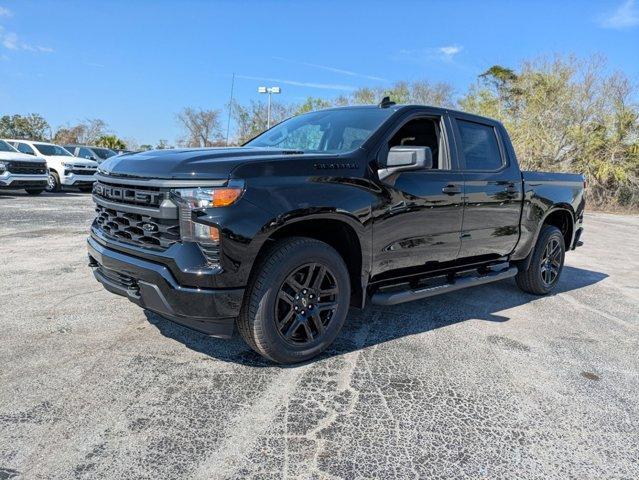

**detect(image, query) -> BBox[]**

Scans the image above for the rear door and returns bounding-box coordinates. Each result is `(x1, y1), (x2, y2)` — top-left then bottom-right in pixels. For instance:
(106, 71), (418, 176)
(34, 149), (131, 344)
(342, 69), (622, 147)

(451, 115), (523, 260)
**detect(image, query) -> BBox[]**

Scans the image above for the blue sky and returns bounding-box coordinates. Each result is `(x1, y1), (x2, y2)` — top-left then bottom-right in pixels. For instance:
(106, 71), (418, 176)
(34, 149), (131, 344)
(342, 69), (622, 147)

(1, 0), (638, 145)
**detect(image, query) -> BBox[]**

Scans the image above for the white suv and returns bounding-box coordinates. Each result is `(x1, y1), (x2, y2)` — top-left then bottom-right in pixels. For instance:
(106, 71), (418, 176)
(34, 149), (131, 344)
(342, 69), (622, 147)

(5, 139), (98, 192)
(0, 139), (49, 194)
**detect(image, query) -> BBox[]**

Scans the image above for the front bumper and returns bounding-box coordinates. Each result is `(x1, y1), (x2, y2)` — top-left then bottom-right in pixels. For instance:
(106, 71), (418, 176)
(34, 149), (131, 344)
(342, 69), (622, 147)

(87, 236), (244, 338)
(62, 173), (96, 186)
(0, 172), (48, 188)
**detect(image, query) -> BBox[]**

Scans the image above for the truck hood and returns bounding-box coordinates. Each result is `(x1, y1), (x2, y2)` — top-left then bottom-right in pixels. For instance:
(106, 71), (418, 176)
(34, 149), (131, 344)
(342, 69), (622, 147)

(98, 147), (328, 180)
(0, 151), (41, 162)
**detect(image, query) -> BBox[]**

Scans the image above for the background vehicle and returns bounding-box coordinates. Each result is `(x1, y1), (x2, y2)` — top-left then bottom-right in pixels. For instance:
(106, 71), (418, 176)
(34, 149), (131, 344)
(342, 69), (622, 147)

(64, 145), (117, 163)
(88, 102), (585, 363)
(6, 140), (98, 192)
(0, 140), (48, 195)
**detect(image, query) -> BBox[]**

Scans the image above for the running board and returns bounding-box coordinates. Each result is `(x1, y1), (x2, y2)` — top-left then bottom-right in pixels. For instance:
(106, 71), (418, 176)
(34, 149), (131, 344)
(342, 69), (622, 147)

(371, 266), (518, 306)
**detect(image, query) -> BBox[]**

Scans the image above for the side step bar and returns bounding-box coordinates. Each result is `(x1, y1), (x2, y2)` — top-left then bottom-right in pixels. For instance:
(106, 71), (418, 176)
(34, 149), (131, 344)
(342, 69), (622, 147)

(371, 266), (518, 306)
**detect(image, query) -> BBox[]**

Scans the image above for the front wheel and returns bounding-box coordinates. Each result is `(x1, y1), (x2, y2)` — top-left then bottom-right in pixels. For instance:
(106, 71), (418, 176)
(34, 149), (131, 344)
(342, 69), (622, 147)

(46, 171), (61, 192)
(516, 225), (565, 295)
(238, 237), (351, 364)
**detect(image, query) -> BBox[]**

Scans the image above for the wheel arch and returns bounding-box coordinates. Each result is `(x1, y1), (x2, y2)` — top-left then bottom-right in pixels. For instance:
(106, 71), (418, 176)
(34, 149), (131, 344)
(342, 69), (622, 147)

(248, 214), (369, 308)
(519, 206), (574, 271)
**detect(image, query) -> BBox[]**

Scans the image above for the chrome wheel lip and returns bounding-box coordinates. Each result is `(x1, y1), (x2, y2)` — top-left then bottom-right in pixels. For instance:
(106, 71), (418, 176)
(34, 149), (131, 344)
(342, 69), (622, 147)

(540, 237), (562, 286)
(275, 262), (339, 347)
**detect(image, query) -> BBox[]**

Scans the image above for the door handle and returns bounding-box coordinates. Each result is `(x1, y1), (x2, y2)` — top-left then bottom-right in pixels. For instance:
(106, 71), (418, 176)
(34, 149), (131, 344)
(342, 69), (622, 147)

(442, 184), (461, 195)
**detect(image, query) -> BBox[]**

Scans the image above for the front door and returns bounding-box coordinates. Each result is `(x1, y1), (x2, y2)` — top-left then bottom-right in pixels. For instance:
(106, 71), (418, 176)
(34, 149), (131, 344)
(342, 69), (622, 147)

(371, 113), (464, 277)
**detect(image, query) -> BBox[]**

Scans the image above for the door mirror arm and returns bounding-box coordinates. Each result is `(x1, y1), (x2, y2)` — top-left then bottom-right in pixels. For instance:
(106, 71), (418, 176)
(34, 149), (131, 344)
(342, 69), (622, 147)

(378, 146), (432, 181)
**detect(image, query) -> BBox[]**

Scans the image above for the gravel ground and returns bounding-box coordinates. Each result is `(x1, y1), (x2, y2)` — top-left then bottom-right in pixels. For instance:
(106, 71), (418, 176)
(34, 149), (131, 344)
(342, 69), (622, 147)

(1, 190), (638, 480)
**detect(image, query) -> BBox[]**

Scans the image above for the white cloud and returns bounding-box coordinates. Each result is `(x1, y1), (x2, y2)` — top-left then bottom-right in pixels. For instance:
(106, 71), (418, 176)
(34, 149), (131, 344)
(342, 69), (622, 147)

(601, 0), (639, 29)
(438, 45), (463, 58)
(236, 74), (356, 91)
(393, 45), (464, 64)
(273, 57), (388, 82)
(0, 29), (53, 53)
(0, 6), (12, 17)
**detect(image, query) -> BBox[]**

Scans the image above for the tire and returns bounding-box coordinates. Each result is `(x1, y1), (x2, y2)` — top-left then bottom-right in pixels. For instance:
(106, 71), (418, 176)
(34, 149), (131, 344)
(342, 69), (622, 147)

(46, 171), (61, 192)
(79, 186), (93, 193)
(25, 188), (44, 195)
(516, 225), (565, 295)
(238, 237), (351, 364)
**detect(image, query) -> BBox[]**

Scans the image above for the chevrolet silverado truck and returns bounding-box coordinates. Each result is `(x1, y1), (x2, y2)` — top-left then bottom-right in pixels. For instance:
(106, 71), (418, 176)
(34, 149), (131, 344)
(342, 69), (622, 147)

(6, 139), (98, 192)
(0, 139), (48, 194)
(88, 100), (585, 363)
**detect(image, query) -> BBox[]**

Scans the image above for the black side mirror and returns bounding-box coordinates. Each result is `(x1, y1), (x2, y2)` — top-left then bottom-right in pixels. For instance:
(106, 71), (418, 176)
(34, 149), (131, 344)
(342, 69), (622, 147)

(378, 146), (432, 180)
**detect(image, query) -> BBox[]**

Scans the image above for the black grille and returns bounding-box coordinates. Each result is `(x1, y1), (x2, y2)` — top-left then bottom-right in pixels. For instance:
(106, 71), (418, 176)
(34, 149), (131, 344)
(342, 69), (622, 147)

(68, 167), (97, 175)
(7, 161), (47, 175)
(94, 204), (180, 250)
(93, 181), (163, 208)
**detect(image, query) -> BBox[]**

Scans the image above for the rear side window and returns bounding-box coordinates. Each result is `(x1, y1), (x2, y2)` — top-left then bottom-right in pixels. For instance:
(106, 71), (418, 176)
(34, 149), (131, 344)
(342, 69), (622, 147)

(456, 120), (503, 171)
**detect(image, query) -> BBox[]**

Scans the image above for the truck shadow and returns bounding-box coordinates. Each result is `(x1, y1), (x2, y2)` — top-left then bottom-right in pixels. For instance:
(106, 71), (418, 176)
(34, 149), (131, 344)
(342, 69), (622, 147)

(144, 265), (608, 367)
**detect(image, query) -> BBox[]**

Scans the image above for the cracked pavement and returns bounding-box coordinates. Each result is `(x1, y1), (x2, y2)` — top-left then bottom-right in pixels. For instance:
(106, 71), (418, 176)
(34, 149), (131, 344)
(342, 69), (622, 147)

(1, 191), (638, 479)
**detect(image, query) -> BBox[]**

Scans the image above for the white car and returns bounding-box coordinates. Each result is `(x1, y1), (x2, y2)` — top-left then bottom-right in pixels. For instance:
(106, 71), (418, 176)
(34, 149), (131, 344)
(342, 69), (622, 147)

(0, 139), (49, 195)
(5, 139), (98, 192)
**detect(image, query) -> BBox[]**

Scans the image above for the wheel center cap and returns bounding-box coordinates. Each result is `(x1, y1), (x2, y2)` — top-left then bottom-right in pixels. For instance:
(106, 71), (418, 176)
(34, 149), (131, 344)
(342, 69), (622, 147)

(301, 297), (308, 307)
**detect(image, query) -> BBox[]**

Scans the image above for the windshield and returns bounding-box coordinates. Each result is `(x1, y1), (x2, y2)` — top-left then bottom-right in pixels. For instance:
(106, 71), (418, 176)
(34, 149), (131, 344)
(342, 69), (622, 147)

(245, 107), (395, 153)
(93, 147), (117, 160)
(33, 143), (73, 156)
(0, 140), (17, 153)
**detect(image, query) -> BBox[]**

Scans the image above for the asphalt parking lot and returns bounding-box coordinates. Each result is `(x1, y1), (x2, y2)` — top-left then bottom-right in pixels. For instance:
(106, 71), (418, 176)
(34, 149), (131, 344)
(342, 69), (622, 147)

(1, 190), (638, 479)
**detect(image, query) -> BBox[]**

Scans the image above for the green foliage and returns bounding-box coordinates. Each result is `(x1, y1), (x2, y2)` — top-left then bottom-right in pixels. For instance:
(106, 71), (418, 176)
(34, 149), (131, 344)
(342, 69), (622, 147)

(95, 135), (127, 150)
(0, 114), (50, 140)
(460, 56), (639, 209)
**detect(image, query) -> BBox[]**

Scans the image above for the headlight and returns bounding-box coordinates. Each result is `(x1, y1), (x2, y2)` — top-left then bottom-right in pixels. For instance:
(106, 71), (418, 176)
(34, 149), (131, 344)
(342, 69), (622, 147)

(170, 180), (244, 248)
(0, 161), (7, 172)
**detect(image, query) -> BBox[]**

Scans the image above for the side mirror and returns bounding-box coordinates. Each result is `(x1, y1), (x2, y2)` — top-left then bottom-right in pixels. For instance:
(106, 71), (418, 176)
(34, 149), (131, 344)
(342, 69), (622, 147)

(378, 146), (432, 180)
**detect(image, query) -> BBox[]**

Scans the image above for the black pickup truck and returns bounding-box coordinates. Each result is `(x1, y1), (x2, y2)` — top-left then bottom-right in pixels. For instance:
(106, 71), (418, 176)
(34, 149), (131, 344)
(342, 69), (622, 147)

(88, 100), (584, 363)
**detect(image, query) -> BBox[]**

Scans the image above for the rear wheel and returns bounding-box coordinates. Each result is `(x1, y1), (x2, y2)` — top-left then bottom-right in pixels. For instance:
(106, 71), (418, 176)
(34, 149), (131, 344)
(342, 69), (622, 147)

(46, 171), (61, 192)
(238, 237), (351, 364)
(25, 188), (44, 195)
(516, 225), (565, 295)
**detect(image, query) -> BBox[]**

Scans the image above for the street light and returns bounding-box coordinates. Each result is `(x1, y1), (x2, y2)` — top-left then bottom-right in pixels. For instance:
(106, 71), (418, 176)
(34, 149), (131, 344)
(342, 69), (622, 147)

(258, 86), (281, 129)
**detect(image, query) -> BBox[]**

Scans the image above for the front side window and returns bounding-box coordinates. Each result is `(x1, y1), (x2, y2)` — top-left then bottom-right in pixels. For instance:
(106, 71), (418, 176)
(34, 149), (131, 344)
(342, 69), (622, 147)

(388, 117), (444, 169)
(16, 143), (35, 155)
(33, 143), (73, 156)
(245, 107), (395, 153)
(0, 140), (17, 152)
(78, 147), (94, 159)
(456, 120), (503, 171)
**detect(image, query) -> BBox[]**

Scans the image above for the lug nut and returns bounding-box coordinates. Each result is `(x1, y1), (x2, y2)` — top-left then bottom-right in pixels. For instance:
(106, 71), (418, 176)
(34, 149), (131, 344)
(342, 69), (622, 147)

(294, 306), (298, 310)
(309, 304), (314, 309)
(309, 294), (314, 299)
(302, 289), (307, 294)
(301, 310), (305, 315)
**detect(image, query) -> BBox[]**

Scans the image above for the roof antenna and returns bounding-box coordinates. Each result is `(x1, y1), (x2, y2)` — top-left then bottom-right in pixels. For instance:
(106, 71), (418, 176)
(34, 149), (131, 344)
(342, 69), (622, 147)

(378, 96), (396, 108)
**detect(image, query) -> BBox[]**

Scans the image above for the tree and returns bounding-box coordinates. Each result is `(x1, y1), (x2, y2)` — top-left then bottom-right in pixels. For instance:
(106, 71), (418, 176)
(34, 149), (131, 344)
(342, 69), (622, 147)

(53, 118), (108, 145)
(139, 144), (153, 151)
(95, 135), (127, 150)
(156, 139), (169, 149)
(295, 97), (334, 115)
(0, 114), (50, 140)
(176, 107), (223, 147)
(459, 55), (639, 209)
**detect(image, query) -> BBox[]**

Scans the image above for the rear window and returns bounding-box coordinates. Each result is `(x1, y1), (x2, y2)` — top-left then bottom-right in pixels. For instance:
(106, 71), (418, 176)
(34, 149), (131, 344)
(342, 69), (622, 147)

(457, 120), (503, 171)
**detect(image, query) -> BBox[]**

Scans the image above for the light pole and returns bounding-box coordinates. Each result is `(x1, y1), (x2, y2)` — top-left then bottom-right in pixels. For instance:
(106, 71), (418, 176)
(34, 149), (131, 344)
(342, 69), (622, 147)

(258, 86), (281, 129)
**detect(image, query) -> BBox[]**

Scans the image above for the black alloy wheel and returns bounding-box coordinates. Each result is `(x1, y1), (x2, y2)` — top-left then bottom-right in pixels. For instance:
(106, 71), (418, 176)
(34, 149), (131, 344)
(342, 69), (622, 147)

(275, 263), (339, 346)
(540, 237), (562, 287)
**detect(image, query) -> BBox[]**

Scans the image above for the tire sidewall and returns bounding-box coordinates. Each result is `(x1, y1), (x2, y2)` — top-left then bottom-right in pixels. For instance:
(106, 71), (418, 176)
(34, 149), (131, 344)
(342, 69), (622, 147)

(46, 172), (60, 192)
(252, 241), (351, 363)
(532, 227), (565, 293)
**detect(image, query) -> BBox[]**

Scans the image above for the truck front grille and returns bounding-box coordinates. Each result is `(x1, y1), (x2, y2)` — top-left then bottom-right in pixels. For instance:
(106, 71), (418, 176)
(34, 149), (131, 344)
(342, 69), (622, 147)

(67, 167), (97, 175)
(7, 161), (47, 175)
(94, 204), (180, 250)
(93, 180), (163, 207)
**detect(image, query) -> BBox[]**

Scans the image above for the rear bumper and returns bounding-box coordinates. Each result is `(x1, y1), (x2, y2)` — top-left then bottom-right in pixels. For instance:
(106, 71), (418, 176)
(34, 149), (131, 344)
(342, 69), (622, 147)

(87, 236), (244, 338)
(0, 172), (48, 188)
